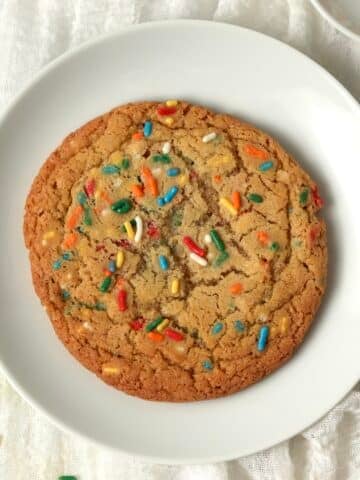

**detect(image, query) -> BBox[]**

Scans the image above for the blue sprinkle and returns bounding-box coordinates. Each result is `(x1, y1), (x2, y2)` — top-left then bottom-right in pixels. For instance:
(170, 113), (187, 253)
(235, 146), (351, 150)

(257, 325), (269, 352)
(102, 165), (120, 175)
(52, 259), (62, 270)
(143, 120), (153, 137)
(157, 197), (165, 207)
(211, 322), (223, 335)
(61, 289), (70, 300)
(158, 255), (169, 271)
(108, 260), (116, 273)
(62, 252), (72, 260)
(167, 167), (180, 177)
(234, 320), (245, 332)
(77, 191), (87, 205)
(258, 161), (274, 172)
(202, 360), (213, 371)
(163, 186), (179, 203)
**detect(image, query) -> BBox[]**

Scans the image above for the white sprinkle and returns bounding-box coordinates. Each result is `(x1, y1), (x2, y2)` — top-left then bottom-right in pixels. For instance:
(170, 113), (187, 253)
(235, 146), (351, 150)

(189, 252), (208, 266)
(162, 141), (171, 154)
(113, 178), (123, 187)
(101, 208), (111, 217)
(152, 167), (162, 177)
(204, 234), (211, 244)
(134, 215), (143, 243)
(83, 321), (93, 331)
(202, 132), (217, 143)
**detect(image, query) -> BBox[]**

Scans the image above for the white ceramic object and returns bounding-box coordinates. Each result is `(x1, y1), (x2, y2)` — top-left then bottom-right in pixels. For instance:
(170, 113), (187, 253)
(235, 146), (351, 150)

(310, 0), (360, 40)
(0, 20), (359, 464)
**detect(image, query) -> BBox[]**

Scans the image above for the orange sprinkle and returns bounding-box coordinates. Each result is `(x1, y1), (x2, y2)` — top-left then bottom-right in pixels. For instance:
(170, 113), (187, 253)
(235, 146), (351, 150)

(229, 282), (243, 295)
(103, 269), (112, 277)
(244, 144), (268, 160)
(132, 132), (143, 140)
(131, 184), (144, 198)
(62, 232), (78, 249)
(100, 191), (112, 204)
(213, 174), (222, 184)
(141, 166), (158, 196)
(231, 191), (241, 210)
(257, 231), (270, 246)
(66, 205), (83, 229)
(147, 331), (164, 342)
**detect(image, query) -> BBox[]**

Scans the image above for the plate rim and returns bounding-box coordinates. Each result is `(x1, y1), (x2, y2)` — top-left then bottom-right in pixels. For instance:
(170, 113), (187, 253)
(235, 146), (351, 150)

(0, 19), (360, 464)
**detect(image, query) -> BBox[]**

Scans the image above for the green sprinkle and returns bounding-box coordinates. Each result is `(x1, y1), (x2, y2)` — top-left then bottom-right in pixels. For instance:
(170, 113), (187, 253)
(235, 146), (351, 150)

(58, 476), (77, 480)
(146, 316), (163, 332)
(99, 276), (112, 293)
(299, 188), (309, 206)
(270, 241), (280, 252)
(247, 193), (263, 203)
(102, 164), (120, 175)
(213, 250), (229, 267)
(258, 161), (274, 172)
(210, 229), (225, 252)
(61, 290), (70, 300)
(84, 207), (92, 226)
(77, 191), (87, 205)
(202, 360), (213, 371)
(111, 198), (132, 214)
(62, 252), (72, 260)
(234, 320), (245, 332)
(152, 154), (171, 164)
(94, 302), (106, 311)
(121, 158), (130, 169)
(211, 322), (223, 335)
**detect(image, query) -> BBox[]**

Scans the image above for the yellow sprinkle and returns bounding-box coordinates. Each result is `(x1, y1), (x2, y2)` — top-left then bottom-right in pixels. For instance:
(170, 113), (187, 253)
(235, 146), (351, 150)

(43, 230), (55, 240)
(124, 221), (135, 240)
(156, 319), (170, 332)
(178, 174), (188, 186)
(109, 150), (122, 163)
(219, 197), (238, 216)
(280, 316), (290, 335)
(171, 278), (180, 294)
(102, 366), (120, 375)
(164, 117), (174, 126)
(116, 250), (124, 268)
(166, 99), (178, 107)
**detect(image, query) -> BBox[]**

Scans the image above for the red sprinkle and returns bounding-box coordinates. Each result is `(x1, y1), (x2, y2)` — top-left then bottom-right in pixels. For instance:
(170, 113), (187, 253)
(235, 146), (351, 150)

(308, 224), (321, 247)
(84, 179), (96, 197)
(113, 239), (132, 250)
(147, 221), (160, 239)
(164, 328), (184, 341)
(183, 236), (206, 257)
(130, 318), (144, 331)
(312, 187), (324, 208)
(157, 106), (177, 116)
(117, 289), (127, 312)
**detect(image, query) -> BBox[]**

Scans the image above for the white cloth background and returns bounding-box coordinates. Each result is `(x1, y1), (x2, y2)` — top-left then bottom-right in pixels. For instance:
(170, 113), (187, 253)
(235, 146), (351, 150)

(0, 1), (359, 479)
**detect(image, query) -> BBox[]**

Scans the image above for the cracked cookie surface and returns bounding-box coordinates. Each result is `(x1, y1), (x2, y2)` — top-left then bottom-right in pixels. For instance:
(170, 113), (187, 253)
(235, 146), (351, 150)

(24, 101), (327, 401)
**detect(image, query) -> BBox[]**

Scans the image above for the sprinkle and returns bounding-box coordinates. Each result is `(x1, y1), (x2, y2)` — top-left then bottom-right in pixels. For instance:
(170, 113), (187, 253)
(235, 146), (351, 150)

(102, 366), (119, 375)
(122, 158), (130, 169)
(108, 260), (116, 273)
(103, 269), (112, 277)
(99, 276), (112, 293)
(43, 230), (55, 240)
(131, 184), (144, 198)
(257, 325), (269, 352)
(299, 188), (309, 206)
(234, 320), (245, 332)
(211, 322), (223, 335)
(157, 197), (165, 207)
(62, 251), (72, 261)
(210, 229), (225, 252)
(148, 331), (164, 342)
(158, 255), (169, 270)
(117, 289), (127, 312)
(183, 236), (206, 257)
(213, 174), (222, 184)
(270, 241), (280, 252)
(308, 223), (321, 247)
(83, 207), (92, 226)
(247, 193), (263, 203)
(152, 154), (171, 164)
(111, 198), (132, 214)
(77, 191), (87, 205)
(213, 250), (229, 267)
(280, 316), (290, 335)
(204, 234), (211, 244)
(202, 360), (213, 371)
(132, 132), (143, 140)
(189, 252), (208, 266)
(116, 250), (124, 268)
(66, 205), (83, 229)
(167, 167), (180, 177)
(166, 100), (178, 107)
(163, 186), (179, 203)
(257, 231), (269, 246)
(141, 166), (158, 196)
(143, 120), (153, 137)
(52, 259), (62, 270)
(84, 179), (95, 197)
(156, 319), (170, 332)
(130, 318), (144, 331)
(162, 141), (171, 154)
(259, 160), (274, 172)
(61, 290), (70, 300)
(202, 132), (217, 143)
(312, 186), (324, 208)
(164, 328), (184, 341)
(157, 105), (177, 116)
(219, 197), (237, 216)
(102, 164), (120, 175)
(171, 278), (180, 294)
(146, 316), (164, 332)
(230, 283), (243, 295)
(164, 117), (174, 126)
(58, 476), (78, 480)
(147, 221), (160, 238)
(244, 144), (268, 159)
(123, 220), (135, 240)
(231, 191), (241, 210)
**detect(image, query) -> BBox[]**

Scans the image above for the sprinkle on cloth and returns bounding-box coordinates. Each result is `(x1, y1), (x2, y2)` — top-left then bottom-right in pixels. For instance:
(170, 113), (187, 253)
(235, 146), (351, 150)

(58, 476), (78, 480)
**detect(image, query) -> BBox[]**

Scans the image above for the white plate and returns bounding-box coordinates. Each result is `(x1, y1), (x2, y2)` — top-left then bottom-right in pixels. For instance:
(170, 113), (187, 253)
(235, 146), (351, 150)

(0, 20), (359, 464)
(309, 0), (360, 41)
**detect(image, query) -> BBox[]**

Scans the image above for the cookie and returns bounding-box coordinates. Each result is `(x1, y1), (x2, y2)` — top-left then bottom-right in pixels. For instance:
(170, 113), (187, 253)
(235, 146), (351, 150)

(24, 101), (327, 401)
